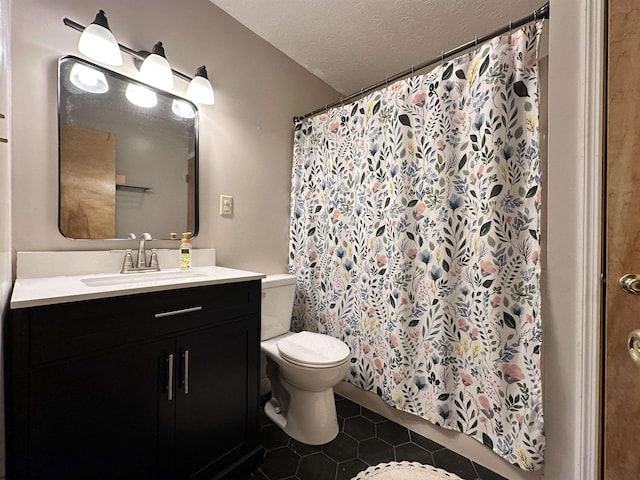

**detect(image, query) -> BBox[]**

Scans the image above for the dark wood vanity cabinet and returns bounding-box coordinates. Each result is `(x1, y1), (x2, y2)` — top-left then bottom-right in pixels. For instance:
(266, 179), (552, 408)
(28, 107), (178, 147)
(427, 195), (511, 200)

(5, 280), (263, 479)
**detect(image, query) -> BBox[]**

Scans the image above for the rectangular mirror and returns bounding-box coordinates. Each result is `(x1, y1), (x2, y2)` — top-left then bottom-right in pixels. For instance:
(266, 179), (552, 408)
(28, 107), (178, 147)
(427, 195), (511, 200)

(58, 55), (198, 240)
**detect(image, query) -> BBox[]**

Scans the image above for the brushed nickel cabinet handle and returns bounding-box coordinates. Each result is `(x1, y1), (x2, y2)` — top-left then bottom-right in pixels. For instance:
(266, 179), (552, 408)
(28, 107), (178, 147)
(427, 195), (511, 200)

(183, 349), (190, 395)
(154, 306), (202, 318)
(167, 354), (174, 401)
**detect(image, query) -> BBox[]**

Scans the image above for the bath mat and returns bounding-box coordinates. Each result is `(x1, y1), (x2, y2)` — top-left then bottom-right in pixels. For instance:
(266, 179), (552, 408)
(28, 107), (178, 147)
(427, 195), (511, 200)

(352, 461), (463, 480)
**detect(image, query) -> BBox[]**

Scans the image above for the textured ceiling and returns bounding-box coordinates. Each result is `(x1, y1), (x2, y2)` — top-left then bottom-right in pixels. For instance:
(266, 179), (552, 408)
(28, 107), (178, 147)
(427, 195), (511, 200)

(209, 0), (545, 95)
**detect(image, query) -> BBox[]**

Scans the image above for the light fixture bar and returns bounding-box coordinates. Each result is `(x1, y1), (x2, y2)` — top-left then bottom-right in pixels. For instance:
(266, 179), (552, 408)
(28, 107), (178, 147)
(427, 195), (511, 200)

(63, 17), (192, 82)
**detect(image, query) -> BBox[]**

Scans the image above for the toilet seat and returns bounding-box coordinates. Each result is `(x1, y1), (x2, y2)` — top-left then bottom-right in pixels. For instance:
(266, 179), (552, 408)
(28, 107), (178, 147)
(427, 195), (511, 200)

(277, 331), (350, 368)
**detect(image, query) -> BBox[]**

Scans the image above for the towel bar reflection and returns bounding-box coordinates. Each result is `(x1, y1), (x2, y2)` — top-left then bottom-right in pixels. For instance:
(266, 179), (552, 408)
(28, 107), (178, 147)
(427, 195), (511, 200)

(116, 184), (152, 192)
(1, 112), (6, 143)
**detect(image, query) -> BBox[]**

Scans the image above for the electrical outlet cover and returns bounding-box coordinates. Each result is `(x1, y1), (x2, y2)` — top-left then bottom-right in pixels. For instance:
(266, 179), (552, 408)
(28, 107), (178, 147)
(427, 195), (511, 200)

(220, 195), (233, 216)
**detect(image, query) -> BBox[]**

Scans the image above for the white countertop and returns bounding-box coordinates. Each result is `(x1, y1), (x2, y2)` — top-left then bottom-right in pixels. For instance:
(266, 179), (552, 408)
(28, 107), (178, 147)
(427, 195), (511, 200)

(10, 266), (266, 309)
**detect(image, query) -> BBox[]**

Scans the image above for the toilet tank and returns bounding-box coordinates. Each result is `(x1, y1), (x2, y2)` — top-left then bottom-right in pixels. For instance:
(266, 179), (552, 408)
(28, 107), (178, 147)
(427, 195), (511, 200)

(261, 274), (297, 341)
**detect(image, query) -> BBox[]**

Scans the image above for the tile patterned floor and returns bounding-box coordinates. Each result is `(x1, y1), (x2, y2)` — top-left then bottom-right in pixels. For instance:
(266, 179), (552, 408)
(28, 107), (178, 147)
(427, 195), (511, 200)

(245, 395), (507, 480)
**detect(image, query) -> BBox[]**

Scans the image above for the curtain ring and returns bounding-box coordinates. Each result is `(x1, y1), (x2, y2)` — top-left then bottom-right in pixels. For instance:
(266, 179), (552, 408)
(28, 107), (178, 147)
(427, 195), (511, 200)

(474, 35), (479, 47)
(411, 65), (415, 74)
(441, 52), (445, 64)
(509, 20), (513, 36)
(533, 9), (538, 20)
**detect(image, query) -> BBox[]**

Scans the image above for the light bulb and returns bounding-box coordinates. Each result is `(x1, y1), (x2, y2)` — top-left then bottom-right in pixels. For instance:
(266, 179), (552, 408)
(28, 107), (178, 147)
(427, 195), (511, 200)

(77, 10), (122, 66)
(125, 83), (157, 108)
(139, 42), (173, 90)
(69, 63), (108, 93)
(186, 66), (215, 105)
(172, 99), (195, 119)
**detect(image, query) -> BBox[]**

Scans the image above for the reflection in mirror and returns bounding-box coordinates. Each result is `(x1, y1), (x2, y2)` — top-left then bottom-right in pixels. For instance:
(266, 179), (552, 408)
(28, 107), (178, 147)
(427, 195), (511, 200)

(58, 55), (198, 240)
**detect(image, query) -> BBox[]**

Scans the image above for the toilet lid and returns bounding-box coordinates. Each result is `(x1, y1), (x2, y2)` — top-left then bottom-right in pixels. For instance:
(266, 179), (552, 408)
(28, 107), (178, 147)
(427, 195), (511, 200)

(277, 331), (350, 367)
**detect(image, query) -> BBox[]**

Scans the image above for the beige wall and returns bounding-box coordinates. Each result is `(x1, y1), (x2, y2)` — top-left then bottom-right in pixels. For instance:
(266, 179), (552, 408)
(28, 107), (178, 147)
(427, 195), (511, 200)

(0, 2), (10, 296)
(0, 0), (9, 477)
(10, 0), (339, 275)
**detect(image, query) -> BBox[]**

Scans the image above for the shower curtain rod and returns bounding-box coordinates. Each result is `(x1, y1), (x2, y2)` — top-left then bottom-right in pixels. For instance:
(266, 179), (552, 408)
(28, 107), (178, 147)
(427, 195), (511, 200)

(293, 2), (549, 124)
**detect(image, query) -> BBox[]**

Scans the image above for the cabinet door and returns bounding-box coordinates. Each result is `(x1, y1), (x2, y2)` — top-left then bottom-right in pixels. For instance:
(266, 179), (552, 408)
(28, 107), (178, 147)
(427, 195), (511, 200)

(174, 317), (259, 478)
(28, 338), (174, 479)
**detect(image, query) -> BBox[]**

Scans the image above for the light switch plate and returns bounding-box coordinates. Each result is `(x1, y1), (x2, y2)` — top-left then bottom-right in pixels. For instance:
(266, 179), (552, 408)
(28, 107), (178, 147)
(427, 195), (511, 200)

(220, 195), (233, 216)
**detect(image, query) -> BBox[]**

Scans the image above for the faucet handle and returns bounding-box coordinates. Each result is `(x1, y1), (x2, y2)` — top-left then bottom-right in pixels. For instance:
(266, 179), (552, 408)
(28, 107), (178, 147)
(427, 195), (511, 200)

(149, 249), (160, 270)
(121, 249), (134, 273)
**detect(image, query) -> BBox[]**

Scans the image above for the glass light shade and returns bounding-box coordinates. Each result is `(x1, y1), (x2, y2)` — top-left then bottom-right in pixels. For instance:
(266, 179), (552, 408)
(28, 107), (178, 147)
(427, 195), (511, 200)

(69, 63), (108, 93)
(139, 42), (173, 90)
(172, 99), (195, 119)
(125, 83), (157, 108)
(186, 67), (215, 105)
(77, 11), (122, 66)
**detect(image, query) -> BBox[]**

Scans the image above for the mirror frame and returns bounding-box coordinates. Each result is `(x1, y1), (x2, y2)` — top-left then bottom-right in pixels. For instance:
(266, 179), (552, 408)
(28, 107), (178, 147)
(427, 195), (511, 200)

(57, 55), (199, 240)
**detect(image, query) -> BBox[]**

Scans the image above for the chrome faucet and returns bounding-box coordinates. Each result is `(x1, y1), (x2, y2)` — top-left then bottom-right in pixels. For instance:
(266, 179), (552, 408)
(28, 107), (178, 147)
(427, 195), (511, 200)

(121, 232), (161, 273)
(137, 233), (152, 268)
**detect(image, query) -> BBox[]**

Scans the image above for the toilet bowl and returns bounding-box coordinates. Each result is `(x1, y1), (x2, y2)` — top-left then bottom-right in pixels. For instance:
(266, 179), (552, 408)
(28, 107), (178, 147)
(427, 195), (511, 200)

(261, 275), (351, 445)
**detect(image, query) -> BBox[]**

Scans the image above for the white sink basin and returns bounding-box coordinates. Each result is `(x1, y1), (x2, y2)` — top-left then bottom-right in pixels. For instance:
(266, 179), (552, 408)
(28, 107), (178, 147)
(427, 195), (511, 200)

(81, 270), (209, 287)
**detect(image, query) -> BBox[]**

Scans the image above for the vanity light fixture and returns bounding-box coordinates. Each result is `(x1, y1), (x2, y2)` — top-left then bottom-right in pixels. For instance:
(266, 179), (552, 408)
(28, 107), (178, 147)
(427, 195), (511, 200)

(125, 83), (158, 108)
(64, 14), (215, 105)
(69, 62), (109, 93)
(76, 10), (122, 66)
(186, 66), (215, 105)
(138, 42), (174, 90)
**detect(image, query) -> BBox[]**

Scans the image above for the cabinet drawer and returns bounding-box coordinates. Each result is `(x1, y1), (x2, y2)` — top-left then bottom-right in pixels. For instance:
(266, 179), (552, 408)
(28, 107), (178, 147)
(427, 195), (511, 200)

(25, 281), (260, 366)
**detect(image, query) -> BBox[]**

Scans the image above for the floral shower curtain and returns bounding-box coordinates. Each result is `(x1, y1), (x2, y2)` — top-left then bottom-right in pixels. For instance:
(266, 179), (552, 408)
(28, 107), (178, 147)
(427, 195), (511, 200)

(289, 23), (544, 471)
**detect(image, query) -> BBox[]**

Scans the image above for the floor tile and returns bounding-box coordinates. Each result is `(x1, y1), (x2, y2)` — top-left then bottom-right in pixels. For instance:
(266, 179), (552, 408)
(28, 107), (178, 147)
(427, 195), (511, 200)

(410, 430), (446, 452)
(252, 393), (507, 480)
(473, 462), (508, 480)
(296, 452), (337, 480)
(246, 469), (268, 480)
(433, 448), (479, 480)
(358, 437), (395, 465)
(394, 442), (435, 465)
(261, 424), (291, 450)
(376, 420), (410, 445)
(336, 397), (361, 419)
(288, 438), (322, 457)
(259, 447), (300, 479)
(343, 416), (376, 440)
(336, 459), (369, 480)
(361, 407), (387, 423)
(323, 432), (359, 462)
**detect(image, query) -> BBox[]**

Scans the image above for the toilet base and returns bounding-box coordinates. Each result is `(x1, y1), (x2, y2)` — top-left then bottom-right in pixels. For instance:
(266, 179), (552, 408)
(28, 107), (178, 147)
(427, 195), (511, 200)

(264, 385), (340, 445)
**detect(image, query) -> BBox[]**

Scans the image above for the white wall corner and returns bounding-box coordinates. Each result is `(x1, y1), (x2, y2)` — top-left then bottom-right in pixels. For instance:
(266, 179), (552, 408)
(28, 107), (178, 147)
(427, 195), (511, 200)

(578, 0), (605, 479)
(544, 0), (603, 479)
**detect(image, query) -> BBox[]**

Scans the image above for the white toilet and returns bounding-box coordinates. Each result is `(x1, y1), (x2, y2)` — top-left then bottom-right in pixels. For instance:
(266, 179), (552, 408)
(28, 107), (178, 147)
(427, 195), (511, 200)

(261, 274), (351, 445)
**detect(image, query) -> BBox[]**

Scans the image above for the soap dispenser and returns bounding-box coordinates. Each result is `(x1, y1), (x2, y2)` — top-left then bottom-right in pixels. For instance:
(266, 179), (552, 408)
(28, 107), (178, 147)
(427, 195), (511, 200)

(179, 232), (192, 270)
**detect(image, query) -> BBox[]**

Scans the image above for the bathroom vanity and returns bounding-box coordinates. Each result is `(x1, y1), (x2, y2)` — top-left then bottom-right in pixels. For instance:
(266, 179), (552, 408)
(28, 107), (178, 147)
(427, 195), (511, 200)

(5, 265), (265, 479)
